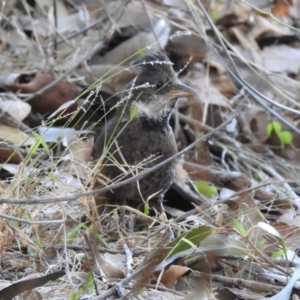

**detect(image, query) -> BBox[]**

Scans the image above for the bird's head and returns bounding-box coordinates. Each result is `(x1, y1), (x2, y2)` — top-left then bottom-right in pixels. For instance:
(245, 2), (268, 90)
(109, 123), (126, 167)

(120, 52), (195, 122)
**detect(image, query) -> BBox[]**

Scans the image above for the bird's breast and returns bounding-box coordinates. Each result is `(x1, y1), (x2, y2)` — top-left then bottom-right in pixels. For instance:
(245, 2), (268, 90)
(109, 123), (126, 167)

(95, 116), (178, 202)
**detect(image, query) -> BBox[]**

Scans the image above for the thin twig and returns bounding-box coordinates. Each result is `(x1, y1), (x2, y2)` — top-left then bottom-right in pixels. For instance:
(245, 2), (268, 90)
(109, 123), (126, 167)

(0, 213), (65, 224)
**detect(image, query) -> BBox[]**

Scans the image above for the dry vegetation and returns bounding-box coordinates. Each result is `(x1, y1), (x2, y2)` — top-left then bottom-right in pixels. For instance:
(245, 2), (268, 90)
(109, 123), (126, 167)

(1, 0), (300, 299)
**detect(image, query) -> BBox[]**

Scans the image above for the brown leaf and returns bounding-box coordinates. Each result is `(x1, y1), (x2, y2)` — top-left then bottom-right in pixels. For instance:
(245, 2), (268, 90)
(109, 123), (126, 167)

(5, 73), (81, 116)
(79, 64), (135, 94)
(271, 0), (290, 16)
(11, 227), (40, 252)
(167, 33), (209, 66)
(0, 145), (23, 164)
(160, 265), (190, 288)
(100, 19), (170, 65)
(100, 32), (160, 65)
(184, 161), (250, 191)
(0, 271), (65, 300)
(84, 234), (126, 279)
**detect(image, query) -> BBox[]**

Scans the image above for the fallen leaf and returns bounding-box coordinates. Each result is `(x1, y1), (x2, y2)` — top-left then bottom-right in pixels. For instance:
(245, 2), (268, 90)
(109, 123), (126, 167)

(0, 97), (31, 121)
(100, 19), (170, 65)
(0, 146), (23, 164)
(0, 271), (65, 300)
(160, 265), (190, 288)
(262, 44), (300, 73)
(0, 125), (36, 146)
(4, 73), (81, 118)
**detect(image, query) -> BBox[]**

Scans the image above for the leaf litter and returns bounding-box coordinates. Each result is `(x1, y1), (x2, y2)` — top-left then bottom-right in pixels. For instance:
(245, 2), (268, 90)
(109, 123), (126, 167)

(1, 0), (300, 299)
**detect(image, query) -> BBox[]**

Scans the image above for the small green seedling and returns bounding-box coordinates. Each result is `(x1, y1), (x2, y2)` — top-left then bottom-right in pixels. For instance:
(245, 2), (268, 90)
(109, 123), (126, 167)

(266, 121), (281, 136)
(279, 131), (293, 145)
(143, 201), (150, 216)
(195, 181), (218, 196)
(266, 121), (293, 146)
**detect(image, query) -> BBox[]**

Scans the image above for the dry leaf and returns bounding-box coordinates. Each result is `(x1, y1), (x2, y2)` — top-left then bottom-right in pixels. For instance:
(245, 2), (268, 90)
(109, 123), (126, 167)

(60, 136), (93, 180)
(0, 271), (65, 300)
(79, 64), (135, 94)
(247, 15), (290, 40)
(11, 227), (40, 252)
(160, 265), (190, 288)
(0, 97), (31, 122)
(0, 125), (36, 146)
(4, 73), (81, 117)
(262, 44), (300, 73)
(37, 126), (77, 146)
(100, 19), (170, 65)
(271, 0), (290, 16)
(0, 146), (23, 164)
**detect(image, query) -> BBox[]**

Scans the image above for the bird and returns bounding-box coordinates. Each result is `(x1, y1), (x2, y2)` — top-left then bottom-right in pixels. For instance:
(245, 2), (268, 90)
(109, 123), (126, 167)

(92, 52), (195, 212)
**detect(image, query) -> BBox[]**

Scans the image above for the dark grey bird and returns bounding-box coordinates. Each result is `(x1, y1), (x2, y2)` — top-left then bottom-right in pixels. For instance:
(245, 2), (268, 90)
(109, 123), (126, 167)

(92, 52), (195, 211)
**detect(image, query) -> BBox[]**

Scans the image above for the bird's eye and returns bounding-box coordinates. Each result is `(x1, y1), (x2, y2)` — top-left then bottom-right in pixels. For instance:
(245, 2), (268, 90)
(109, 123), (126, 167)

(155, 80), (164, 89)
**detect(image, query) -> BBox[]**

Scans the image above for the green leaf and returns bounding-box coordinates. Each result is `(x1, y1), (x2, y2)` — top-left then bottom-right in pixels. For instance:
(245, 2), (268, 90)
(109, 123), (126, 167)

(256, 208), (266, 221)
(130, 104), (137, 120)
(253, 172), (260, 181)
(24, 137), (42, 164)
(232, 219), (247, 236)
(271, 249), (285, 258)
(32, 132), (50, 154)
(162, 226), (215, 266)
(67, 223), (87, 241)
(27, 246), (37, 255)
(140, 225), (215, 271)
(143, 201), (150, 216)
(255, 239), (265, 249)
(266, 121), (281, 137)
(84, 272), (94, 294)
(256, 222), (287, 261)
(210, 10), (220, 21)
(195, 181), (217, 196)
(89, 230), (109, 248)
(279, 131), (293, 145)
(68, 289), (84, 300)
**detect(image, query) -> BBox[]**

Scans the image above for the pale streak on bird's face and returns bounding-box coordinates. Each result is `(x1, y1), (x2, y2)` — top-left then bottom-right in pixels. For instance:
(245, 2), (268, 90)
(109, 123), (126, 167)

(130, 73), (182, 121)
(132, 94), (176, 121)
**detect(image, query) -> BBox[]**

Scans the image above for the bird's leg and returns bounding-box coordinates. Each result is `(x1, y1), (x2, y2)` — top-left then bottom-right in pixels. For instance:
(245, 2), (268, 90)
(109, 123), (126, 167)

(157, 195), (175, 241)
(127, 207), (134, 233)
(120, 198), (127, 230)
(157, 195), (166, 217)
(118, 198), (134, 232)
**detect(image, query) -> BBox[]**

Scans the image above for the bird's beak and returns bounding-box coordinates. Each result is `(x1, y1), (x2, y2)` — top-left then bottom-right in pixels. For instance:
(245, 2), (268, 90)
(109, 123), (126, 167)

(165, 83), (197, 98)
